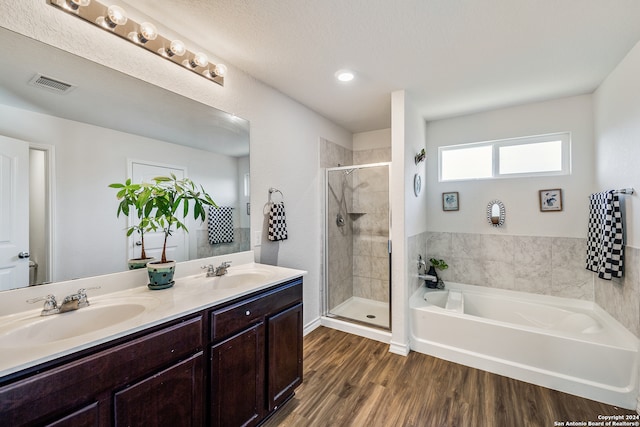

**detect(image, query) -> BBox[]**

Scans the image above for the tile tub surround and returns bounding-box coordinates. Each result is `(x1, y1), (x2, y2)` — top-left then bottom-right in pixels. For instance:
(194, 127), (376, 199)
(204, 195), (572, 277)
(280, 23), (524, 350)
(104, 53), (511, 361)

(426, 231), (640, 338)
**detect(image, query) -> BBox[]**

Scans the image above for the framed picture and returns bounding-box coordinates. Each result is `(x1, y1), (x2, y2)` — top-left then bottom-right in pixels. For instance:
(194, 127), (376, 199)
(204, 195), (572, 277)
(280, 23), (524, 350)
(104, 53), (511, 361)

(442, 192), (459, 211)
(539, 189), (562, 212)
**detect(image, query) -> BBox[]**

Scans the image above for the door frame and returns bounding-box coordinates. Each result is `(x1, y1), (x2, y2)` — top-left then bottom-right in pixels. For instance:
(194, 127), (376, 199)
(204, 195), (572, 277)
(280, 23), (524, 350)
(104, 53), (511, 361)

(29, 143), (55, 285)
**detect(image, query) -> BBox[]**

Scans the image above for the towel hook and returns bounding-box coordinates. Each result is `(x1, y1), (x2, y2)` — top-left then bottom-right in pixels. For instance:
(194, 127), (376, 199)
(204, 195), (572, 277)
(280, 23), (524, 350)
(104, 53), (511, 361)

(269, 187), (284, 203)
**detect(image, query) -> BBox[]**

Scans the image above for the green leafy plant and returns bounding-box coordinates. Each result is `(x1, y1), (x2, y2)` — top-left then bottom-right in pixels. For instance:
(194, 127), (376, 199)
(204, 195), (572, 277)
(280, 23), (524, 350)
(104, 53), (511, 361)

(149, 174), (217, 263)
(109, 179), (157, 260)
(429, 258), (448, 271)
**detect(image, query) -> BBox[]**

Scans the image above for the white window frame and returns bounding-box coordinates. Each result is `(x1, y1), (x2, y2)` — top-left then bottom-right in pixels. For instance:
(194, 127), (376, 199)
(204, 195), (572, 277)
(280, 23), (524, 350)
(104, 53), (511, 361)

(438, 132), (571, 182)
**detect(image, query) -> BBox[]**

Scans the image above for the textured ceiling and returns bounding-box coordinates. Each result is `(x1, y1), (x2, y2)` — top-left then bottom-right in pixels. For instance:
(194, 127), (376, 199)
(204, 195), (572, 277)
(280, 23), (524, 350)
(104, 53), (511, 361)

(115, 0), (640, 133)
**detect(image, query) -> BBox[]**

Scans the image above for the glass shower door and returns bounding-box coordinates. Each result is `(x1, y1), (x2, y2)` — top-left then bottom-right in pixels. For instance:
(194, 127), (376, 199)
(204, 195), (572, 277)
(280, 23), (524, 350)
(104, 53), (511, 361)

(325, 162), (391, 330)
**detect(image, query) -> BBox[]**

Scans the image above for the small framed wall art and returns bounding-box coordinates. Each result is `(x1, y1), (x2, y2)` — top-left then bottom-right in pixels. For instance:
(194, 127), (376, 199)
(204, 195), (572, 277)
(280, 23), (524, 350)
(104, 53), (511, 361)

(539, 189), (562, 212)
(442, 192), (459, 211)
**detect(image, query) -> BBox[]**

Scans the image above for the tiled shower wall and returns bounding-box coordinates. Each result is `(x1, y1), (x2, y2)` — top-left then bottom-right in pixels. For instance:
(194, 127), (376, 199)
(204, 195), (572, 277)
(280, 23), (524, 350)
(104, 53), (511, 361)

(196, 228), (250, 258)
(321, 139), (391, 310)
(320, 139), (354, 310)
(414, 231), (639, 338)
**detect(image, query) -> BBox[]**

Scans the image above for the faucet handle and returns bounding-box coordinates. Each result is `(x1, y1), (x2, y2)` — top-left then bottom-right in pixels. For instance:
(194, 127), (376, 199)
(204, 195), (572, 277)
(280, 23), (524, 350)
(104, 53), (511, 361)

(27, 294), (58, 315)
(76, 286), (100, 308)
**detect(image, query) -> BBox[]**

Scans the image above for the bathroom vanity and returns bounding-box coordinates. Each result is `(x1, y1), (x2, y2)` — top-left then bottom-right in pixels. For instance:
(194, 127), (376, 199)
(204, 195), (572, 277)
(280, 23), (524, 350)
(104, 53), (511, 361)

(0, 254), (304, 426)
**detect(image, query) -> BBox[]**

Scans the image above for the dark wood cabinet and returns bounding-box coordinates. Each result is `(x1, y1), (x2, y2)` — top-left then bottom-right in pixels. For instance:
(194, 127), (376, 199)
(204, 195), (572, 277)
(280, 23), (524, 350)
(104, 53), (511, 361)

(209, 279), (303, 427)
(267, 302), (303, 411)
(0, 278), (303, 427)
(210, 324), (265, 427)
(113, 353), (204, 427)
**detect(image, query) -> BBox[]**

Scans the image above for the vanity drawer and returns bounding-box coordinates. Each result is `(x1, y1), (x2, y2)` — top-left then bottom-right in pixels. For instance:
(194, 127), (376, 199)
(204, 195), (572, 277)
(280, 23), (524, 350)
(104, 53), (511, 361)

(210, 280), (302, 341)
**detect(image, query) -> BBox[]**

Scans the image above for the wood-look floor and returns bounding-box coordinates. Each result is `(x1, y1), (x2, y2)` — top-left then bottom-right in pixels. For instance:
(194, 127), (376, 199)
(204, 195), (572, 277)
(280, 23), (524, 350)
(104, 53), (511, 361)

(264, 327), (636, 427)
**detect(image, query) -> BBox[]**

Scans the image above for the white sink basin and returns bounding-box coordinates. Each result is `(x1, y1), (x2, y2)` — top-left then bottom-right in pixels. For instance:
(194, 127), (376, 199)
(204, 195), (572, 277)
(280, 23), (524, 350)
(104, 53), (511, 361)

(210, 270), (273, 289)
(187, 268), (275, 290)
(0, 302), (147, 348)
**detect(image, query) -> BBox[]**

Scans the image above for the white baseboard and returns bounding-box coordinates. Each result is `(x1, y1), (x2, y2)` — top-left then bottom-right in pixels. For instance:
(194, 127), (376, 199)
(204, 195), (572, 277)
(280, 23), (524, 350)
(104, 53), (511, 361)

(303, 318), (322, 336)
(389, 340), (410, 356)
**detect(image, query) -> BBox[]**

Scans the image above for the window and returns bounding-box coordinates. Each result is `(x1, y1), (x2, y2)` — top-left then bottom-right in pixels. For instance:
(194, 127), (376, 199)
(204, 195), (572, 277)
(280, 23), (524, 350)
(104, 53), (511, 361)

(439, 132), (570, 182)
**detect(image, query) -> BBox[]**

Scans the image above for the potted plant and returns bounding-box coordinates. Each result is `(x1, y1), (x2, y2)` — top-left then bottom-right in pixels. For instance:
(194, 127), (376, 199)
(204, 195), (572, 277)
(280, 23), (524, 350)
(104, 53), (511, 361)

(145, 174), (216, 289)
(428, 258), (448, 289)
(109, 179), (157, 270)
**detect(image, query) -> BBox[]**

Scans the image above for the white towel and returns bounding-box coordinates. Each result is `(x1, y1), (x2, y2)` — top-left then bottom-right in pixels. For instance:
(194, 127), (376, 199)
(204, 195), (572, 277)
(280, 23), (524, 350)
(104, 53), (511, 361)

(268, 202), (288, 241)
(585, 191), (624, 280)
(207, 206), (234, 244)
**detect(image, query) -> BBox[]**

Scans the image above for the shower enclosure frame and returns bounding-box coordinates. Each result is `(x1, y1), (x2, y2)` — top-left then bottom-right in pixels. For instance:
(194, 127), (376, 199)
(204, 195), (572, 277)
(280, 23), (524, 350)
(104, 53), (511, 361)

(323, 162), (392, 330)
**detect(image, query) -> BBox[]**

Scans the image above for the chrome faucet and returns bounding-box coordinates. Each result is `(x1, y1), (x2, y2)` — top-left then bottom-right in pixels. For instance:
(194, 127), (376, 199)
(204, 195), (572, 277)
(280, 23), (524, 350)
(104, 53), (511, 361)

(214, 261), (232, 276)
(27, 287), (100, 316)
(417, 255), (428, 274)
(202, 261), (232, 277)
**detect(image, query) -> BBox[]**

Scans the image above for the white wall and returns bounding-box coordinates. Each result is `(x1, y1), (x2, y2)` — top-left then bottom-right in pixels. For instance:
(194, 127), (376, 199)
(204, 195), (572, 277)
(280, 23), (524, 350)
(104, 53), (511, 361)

(390, 90), (429, 354)
(353, 128), (391, 151)
(425, 94), (594, 238)
(0, 1), (352, 327)
(0, 103), (240, 282)
(594, 39), (640, 248)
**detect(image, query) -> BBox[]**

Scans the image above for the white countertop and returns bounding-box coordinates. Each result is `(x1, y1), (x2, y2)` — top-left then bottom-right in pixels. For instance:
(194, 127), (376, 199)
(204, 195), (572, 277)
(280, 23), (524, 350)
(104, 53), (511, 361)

(0, 253), (306, 378)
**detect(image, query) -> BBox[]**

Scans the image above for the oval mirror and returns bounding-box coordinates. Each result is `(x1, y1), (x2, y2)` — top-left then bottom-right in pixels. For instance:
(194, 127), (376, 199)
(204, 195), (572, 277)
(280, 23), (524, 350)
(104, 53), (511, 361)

(487, 200), (505, 227)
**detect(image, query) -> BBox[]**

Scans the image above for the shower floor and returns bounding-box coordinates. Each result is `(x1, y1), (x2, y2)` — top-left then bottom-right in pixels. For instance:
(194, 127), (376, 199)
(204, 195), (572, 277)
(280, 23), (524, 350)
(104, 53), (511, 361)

(330, 297), (390, 329)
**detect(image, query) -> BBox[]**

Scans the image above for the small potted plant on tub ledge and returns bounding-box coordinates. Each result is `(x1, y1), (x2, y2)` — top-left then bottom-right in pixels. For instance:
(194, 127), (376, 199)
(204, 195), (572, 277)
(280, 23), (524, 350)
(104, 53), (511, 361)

(146, 174), (216, 290)
(428, 258), (448, 289)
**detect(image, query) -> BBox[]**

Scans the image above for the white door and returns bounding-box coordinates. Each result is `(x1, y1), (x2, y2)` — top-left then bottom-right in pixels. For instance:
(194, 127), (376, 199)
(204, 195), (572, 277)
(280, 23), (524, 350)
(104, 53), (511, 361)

(130, 161), (187, 263)
(0, 135), (29, 290)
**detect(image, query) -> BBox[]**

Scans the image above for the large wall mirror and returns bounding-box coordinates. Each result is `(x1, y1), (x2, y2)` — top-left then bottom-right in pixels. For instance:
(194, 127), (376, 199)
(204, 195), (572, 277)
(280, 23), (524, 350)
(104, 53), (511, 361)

(0, 28), (250, 291)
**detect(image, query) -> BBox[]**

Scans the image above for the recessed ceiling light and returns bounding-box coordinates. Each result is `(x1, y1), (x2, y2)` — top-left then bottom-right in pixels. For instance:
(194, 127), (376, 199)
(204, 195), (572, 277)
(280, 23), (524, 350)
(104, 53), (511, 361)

(335, 69), (355, 82)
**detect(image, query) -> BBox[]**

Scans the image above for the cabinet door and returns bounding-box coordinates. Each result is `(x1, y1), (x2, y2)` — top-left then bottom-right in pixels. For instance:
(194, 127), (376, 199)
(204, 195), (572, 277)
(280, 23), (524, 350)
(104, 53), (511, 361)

(210, 323), (265, 427)
(113, 352), (204, 427)
(45, 402), (100, 427)
(267, 303), (303, 411)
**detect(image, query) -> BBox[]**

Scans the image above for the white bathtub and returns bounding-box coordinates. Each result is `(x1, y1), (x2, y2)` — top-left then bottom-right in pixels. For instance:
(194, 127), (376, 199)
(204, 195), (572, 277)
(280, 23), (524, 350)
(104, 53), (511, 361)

(409, 282), (640, 409)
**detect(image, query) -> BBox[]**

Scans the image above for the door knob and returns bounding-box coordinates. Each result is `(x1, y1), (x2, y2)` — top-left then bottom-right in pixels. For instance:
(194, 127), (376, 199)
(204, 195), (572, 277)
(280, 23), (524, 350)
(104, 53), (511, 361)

(18, 251), (30, 259)
(135, 241), (142, 246)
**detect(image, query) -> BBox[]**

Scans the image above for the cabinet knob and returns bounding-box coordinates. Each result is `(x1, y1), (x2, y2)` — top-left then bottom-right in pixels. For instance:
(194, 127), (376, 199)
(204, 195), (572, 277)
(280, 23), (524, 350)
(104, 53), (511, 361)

(245, 310), (251, 316)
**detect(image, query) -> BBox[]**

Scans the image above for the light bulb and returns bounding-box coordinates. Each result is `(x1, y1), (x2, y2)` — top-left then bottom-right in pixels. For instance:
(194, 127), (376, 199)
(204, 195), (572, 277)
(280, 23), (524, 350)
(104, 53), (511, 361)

(66, 0), (90, 10)
(100, 5), (127, 28)
(192, 52), (208, 68)
(166, 40), (186, 57)
(138, 22), (158, 43)
(335, 69), (355, 82)
(214, 63), (227, 77)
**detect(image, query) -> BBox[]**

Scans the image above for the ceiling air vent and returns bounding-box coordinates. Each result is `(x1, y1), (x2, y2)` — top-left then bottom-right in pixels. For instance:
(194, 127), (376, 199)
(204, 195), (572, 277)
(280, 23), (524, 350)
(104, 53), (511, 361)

(28, 74), (76, 94)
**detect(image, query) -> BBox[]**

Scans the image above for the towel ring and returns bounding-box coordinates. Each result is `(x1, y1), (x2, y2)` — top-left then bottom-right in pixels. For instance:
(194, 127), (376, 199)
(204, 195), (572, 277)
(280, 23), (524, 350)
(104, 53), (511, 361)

(269, 187), (284, 203)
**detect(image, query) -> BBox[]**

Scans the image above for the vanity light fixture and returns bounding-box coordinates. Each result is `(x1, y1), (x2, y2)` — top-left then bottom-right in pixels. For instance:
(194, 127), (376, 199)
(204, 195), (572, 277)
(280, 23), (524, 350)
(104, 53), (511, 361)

(48, 0), (226, 86)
